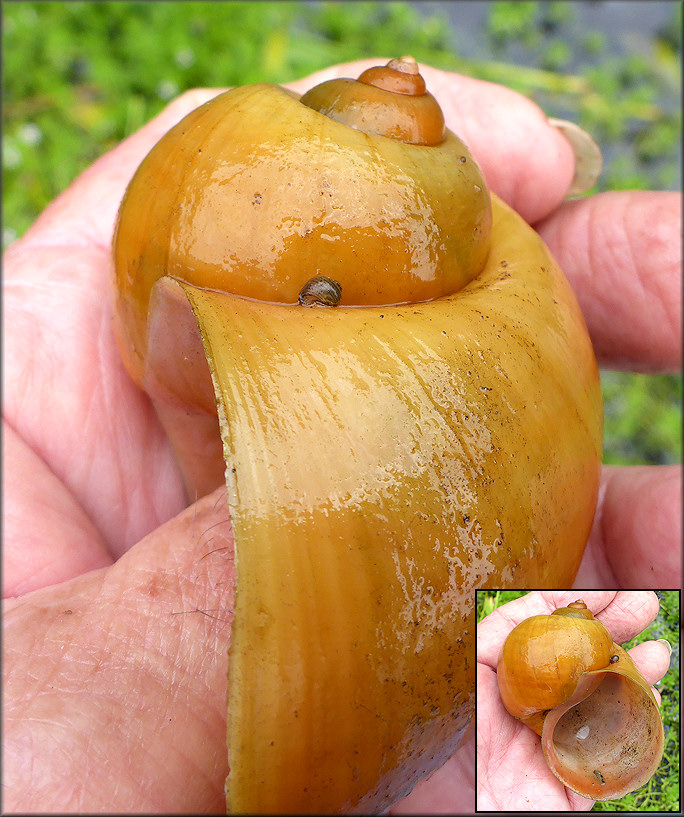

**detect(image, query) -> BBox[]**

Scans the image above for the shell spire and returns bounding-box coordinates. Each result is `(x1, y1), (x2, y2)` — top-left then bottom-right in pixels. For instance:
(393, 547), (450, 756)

(300, 56), (446, 145)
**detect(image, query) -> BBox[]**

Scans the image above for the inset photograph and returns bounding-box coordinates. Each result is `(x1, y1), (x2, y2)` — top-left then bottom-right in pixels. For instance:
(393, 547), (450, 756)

(475, 590), (679, 812)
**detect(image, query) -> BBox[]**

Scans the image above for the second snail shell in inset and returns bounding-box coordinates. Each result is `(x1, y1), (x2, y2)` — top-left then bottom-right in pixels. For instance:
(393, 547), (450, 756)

(497, 600), (664, 800)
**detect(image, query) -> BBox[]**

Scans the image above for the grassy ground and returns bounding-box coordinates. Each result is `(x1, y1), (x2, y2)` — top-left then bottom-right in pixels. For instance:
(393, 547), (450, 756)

(3, 1), (680, 467)
(477, 590), (680, 811)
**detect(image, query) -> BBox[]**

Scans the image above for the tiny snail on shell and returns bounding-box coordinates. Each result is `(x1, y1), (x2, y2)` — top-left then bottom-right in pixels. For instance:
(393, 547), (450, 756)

(497, 600), (664, 801)
(112, 57), (603, 813)
(298, 276), (342, 307)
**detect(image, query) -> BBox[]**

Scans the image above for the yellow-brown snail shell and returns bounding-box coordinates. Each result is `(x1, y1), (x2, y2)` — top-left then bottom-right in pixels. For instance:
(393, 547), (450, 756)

(112, 58), (603, 812)
(497, 600), (665, 800)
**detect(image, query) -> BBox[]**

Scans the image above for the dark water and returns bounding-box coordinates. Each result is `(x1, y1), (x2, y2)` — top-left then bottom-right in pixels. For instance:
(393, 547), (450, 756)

(409, 1), (681, 189)
(413, 1), (678, 65)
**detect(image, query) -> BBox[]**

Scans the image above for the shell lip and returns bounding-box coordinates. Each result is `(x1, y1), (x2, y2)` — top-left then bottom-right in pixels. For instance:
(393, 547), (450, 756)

(540, 661), (665, 800)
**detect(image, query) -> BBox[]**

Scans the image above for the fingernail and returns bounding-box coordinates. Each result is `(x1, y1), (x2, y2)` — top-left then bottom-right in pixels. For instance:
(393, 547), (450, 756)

(548, 117), (603, 198)
(657, 638), (672, 657)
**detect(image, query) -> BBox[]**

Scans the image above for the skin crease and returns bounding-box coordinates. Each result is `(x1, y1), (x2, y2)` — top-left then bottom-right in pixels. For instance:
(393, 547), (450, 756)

(476, 591), (671, 812)
(2, 59), (681, 812)
(535, 191), (682, 374)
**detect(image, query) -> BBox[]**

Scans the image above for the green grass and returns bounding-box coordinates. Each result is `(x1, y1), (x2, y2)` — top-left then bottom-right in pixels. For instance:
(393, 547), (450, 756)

(3, 0), (681, 466)
(477, 590), (680, 811)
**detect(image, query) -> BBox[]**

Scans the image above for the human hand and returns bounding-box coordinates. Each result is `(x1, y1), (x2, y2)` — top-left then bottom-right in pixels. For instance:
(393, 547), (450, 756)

(475, 590), (671, 811)
(3, 60), (680, 813)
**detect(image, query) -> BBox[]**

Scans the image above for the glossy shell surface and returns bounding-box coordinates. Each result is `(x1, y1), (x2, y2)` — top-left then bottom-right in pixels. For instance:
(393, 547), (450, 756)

(497, 610), (613, 734)
(181, 196), (602, 811)
(112, 66), (604, 813)
(113, 83), (491, 383)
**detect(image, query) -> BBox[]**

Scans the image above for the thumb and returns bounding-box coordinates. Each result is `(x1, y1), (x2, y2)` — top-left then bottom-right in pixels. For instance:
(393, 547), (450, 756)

(3, 486), (233, 814)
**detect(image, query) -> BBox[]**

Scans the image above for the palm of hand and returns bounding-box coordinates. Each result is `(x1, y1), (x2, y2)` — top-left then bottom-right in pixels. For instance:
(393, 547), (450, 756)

(477, 661), (596, 812)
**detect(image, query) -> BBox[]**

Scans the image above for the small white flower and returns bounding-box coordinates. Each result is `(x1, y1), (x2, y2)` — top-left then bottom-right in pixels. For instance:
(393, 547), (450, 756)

(174, 47), (195, 69)
(18, 123), (42, 147)
(157, 80), (179, 100)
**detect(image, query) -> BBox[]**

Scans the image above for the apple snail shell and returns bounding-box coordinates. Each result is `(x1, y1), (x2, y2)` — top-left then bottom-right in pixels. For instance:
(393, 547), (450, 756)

(497, 600), (665, 800)
(112, 57), (604, 813)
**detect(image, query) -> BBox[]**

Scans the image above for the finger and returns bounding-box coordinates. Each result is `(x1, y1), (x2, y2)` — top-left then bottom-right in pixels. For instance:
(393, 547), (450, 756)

(535, 190), (682, 373)
(389, 736), (475, 814)
(591, 465), (682, 588)
(589, 590), (660, 645)
(286, 58), (576, 224)
(568, 792), (597, 811)
(628, 641), (672, 691)
(2, 420), (113, 598)
(3, 487), (234, 813)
